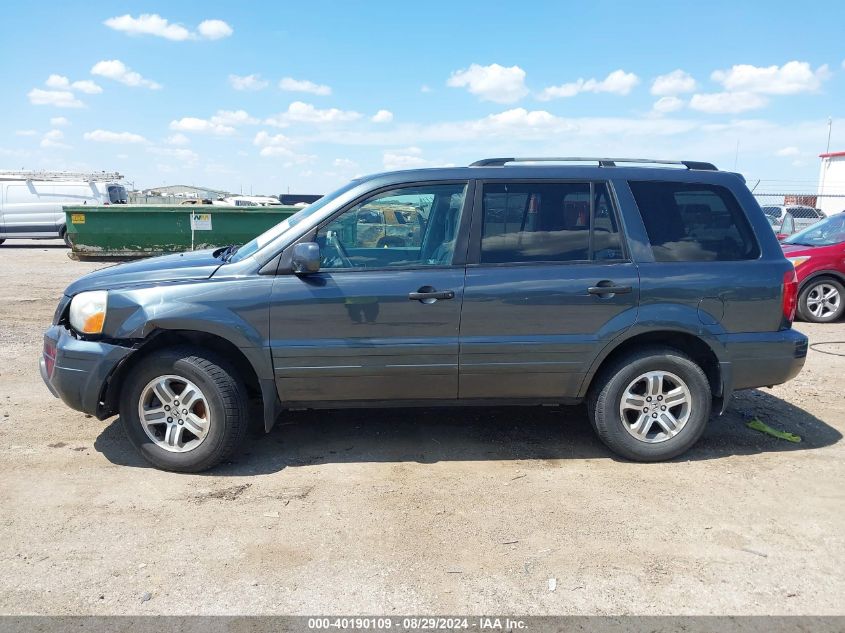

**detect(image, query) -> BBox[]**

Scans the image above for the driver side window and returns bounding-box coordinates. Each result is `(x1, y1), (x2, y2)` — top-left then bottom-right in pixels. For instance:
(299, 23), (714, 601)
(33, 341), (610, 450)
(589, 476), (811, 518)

(316, 183), (467, 269)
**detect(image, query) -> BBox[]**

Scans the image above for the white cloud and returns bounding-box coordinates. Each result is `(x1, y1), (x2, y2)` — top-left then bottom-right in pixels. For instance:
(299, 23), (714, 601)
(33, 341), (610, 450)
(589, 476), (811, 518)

(229, 73), (268, 91)
(333, 158), (357, 169)
(27, 88), (84, 108)
(711, 61), (830, 95)
(40, 129), (70, 149)
(447, 63), (528, 104)
(91, 60), (162, 90)
(104, 14), (232, 41)
(168, 110), (257, 136)
(147, 146), (199, 166)
(50, 117), (69, 127)
(212, 109), (259, 126)
(776, 146), (800, 157)
(165, 133), (190, 146)
(104, 13), (191, 40)
(71, 80), (103, 94)
(306, 107), (706, 147)
(266, 101), (362, 126)
(371, 109), (394, 123)
(45, 74), (69, 89)
(538, 69), (640, 100)
(83, 129), (149, 144)
(169, 117), (235, 135)
(15, 130), (37, 136)
(688, 92), (768, 114)
(421, 85), (432, 93)
(279, 77), (332, 96)
(651, 69), (696, 96)
(383, 146), (432, 170)
(652, 96), (685, 114)
(44, 75), (102, 94)
(253, 131), (293, 156)
(197, 19), (233, 40)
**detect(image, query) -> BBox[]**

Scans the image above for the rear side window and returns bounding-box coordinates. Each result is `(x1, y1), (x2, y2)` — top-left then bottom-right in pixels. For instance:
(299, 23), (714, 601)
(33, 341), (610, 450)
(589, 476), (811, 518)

(480, 181), (624, 264)
(629, 181), (760, 262)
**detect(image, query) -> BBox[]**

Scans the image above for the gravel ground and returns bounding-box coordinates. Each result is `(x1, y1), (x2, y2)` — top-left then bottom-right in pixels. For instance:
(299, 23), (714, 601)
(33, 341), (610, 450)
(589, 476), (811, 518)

(0, 240), (843, 615)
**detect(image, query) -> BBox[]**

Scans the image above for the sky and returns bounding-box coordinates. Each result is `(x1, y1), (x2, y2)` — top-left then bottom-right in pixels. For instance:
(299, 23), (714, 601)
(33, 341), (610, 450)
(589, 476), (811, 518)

(1, 0), (844, 196)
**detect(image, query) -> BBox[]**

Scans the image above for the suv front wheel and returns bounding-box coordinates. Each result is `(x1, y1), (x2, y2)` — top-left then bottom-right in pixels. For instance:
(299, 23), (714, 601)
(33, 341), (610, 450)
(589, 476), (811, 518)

(588, 346), (711, 462)
(119, 347), (248, 472)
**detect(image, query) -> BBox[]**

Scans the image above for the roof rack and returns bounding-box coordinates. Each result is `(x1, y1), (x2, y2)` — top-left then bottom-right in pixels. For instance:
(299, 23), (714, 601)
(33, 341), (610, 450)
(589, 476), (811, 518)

(469, 157), (718, 170)
(0, 170), (123, 182)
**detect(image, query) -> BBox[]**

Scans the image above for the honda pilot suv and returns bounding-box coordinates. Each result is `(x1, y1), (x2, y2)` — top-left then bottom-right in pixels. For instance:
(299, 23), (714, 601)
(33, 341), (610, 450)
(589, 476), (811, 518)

(41, 158), (808, 472)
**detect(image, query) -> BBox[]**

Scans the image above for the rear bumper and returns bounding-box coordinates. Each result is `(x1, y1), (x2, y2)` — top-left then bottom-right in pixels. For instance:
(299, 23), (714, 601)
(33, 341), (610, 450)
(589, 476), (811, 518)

(717, 328), (808, 401)
(40, 325), (134, 418)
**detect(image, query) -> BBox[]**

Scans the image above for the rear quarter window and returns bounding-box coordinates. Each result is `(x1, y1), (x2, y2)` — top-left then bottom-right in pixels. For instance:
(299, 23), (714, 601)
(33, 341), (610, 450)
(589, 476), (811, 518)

(628, 181), (760, 262)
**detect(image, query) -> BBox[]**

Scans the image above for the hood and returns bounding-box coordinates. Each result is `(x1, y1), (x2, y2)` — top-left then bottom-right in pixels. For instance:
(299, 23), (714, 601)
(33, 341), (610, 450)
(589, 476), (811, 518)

(65, 249), (224, 295)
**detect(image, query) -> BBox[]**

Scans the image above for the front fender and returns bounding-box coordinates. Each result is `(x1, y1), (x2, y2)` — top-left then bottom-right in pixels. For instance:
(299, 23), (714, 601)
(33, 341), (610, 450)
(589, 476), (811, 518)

(104, 277), (274, 378)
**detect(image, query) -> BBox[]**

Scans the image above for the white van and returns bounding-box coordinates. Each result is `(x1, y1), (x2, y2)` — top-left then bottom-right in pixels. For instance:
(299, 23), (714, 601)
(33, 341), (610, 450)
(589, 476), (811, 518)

(0, 172), (126, 247)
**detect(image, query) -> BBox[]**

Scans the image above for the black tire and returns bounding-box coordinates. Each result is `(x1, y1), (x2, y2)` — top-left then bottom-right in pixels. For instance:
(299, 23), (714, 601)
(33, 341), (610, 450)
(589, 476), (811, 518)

(587, 346), (711, 462)
(797, 277), (845, 323)
(60, 227), (72, 248)
(119, 347), (249, 472)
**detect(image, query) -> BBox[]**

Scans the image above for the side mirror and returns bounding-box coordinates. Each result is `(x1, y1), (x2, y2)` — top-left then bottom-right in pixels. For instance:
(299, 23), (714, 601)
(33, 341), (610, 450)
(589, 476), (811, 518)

(291, 242), (321, 274)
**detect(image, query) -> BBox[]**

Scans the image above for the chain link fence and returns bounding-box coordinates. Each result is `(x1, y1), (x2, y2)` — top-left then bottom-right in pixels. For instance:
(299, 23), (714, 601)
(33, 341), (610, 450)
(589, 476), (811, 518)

(753, 193), (845, 216)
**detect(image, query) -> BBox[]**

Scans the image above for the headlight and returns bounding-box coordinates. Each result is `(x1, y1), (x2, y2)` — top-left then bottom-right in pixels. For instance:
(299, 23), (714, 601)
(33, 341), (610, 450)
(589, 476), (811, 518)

(69, 290), (108, 334)
(787, 256), (811, 268)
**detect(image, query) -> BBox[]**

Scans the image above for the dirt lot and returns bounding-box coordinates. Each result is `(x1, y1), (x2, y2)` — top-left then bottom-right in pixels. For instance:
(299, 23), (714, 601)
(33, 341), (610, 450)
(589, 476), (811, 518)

(0, 240), (843, 615)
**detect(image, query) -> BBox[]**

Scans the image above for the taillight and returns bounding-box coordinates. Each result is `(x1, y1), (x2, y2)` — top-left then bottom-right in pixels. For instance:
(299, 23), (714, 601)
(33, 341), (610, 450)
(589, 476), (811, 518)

(782, 269), (798, 323)
(43, 340), (57, 378)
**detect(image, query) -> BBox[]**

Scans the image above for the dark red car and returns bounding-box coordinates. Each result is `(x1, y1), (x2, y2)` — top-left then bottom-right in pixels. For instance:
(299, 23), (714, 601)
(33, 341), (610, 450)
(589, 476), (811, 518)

(781, 212), (845, 322)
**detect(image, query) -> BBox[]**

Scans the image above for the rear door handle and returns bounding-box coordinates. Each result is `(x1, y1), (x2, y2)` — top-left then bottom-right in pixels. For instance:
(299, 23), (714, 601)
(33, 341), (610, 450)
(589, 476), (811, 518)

(409, 288), (455, 302)
(588, 285), (632, 296)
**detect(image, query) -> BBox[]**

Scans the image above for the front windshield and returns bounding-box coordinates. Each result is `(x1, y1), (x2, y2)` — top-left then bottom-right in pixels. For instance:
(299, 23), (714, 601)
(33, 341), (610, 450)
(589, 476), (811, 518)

(761, 206), (781, 217)
(228, 181), (359, 263)
(784, 213), (845, 246)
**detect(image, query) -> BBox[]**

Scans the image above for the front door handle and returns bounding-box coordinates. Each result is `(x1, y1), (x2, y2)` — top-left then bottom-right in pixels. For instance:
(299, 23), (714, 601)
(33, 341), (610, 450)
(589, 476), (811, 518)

(409, 286), (455, 303)
(588, 283), (632, 297)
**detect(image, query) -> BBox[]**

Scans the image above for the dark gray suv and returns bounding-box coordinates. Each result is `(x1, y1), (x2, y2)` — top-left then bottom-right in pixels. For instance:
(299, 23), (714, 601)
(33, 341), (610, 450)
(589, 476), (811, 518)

(41, 158), (808, 471)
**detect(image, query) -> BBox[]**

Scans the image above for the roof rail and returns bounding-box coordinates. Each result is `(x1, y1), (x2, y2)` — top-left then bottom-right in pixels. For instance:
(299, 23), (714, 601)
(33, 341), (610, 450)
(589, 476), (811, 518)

(469, 157), (718, 170)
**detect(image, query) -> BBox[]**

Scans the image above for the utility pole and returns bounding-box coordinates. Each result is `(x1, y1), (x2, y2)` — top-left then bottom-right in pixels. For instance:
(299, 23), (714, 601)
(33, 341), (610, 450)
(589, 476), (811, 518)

(826, 117), (833, 154)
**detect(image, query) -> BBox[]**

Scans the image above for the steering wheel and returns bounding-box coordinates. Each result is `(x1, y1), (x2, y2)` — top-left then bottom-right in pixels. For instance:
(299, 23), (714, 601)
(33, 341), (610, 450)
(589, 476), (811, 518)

(325, 231), (353, 268)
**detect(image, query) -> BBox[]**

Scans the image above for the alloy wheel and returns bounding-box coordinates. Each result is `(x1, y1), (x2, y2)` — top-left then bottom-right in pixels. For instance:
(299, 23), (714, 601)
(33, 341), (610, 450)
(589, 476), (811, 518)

(619, 370), (692, 443)
(138, 375), (211, 452)
(806, 283), (841, 320)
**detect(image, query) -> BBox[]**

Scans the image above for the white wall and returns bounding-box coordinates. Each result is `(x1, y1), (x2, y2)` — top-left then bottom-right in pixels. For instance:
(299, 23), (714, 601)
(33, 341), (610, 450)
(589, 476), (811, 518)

(818, 155), (845, 215)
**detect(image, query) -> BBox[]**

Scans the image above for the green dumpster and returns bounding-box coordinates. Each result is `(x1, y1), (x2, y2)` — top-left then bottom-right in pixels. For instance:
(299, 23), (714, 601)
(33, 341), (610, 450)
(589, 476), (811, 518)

(64, 205), (298, 259)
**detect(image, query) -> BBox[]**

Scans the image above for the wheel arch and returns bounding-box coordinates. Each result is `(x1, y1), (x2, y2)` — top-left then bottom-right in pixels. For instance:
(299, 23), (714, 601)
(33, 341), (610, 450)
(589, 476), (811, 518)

(99, 329), (280, 431)
(798, 270), (845, 293)
(580, 330), (723, 404)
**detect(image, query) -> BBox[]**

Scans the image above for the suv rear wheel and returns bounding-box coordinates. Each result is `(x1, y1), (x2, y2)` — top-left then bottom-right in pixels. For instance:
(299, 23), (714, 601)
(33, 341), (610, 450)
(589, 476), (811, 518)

(119, 347), (248, 472)
(588, 346), (711, 462)
(798, 277), (844, 323)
